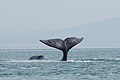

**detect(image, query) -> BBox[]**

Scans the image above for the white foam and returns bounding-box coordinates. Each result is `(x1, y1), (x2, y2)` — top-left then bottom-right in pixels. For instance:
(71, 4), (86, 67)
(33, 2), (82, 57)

(8, 60), (99, 63)
(7, 58), (120, 63)
(115, 58), (120, 60)
(9, 60), (59, 63)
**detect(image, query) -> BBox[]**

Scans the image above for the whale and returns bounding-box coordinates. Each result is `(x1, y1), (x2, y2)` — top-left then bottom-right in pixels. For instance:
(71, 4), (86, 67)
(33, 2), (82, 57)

(29, 37), (84, 61)
(29, 55), (46, 60)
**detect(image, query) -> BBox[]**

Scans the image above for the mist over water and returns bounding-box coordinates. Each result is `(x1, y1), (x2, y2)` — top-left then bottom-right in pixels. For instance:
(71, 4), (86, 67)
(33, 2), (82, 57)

(0, 48), (120, 80)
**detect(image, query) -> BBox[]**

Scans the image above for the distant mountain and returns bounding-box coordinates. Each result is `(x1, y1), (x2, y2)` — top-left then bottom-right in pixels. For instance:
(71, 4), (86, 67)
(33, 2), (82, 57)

(0, 17), (120, 48)
(52, 17), (120, 48)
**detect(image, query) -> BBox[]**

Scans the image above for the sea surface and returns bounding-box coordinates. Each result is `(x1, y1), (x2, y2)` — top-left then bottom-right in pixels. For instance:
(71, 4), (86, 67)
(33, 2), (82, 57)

(0, 48), (120, 80)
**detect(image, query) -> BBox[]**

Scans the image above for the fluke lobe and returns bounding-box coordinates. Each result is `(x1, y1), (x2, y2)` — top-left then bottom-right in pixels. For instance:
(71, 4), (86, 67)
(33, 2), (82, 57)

(40, 37), (84, 61)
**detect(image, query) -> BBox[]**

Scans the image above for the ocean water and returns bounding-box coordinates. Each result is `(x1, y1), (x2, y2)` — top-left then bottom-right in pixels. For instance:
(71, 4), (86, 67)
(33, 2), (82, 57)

(0, 48), (120, 80)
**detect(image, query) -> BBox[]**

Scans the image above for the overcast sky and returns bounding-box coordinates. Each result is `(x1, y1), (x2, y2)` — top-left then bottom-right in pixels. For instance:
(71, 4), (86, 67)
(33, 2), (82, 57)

(0, 0), (120, 49)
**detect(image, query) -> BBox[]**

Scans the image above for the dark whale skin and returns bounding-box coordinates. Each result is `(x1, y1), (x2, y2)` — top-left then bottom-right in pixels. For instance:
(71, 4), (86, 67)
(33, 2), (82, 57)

(40, 37), (84, 61)
(29, 55), (46, 60)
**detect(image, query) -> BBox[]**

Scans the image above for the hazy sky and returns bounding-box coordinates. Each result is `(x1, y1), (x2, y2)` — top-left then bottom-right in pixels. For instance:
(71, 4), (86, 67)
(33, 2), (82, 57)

(0, 0), (120, 48)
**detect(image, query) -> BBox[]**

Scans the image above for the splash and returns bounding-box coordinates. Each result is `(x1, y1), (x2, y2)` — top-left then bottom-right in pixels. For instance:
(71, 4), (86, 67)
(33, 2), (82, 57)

(6, 58), (120, 63)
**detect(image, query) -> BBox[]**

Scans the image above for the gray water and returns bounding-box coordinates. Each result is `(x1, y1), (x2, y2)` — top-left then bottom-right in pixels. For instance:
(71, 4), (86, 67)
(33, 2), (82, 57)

(0, 48), (120, 80)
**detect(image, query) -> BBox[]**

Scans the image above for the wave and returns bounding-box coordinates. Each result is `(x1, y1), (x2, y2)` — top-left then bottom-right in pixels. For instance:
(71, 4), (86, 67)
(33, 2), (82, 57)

(0, 58), (119, 63)
(8, 60), (96, 63)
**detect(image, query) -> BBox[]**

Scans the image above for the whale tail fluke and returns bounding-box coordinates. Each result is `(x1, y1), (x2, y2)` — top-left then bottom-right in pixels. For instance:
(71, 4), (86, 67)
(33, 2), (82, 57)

(40, 37), (83, 52)
(40, 37), (84, 61)
(40, 39), (65, 51)
(64, 37), (84, 52)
